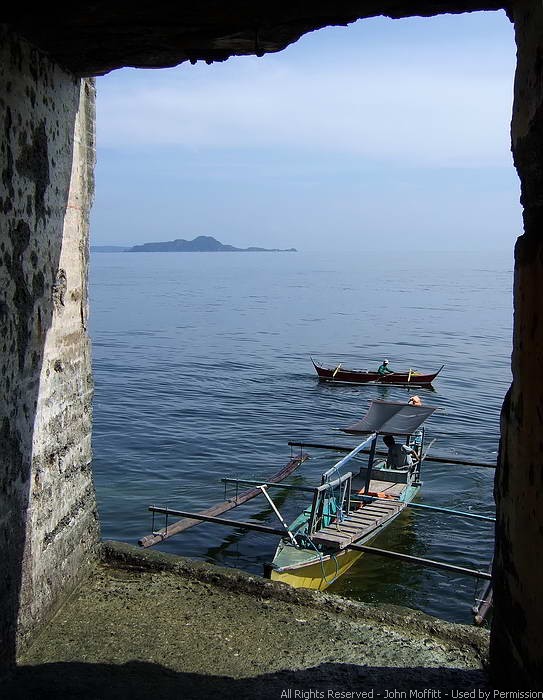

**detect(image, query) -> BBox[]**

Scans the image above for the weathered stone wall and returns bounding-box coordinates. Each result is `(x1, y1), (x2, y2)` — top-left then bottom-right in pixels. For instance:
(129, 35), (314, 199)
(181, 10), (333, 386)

(491, 0), (543, 689)
(0, 27), (100, 665)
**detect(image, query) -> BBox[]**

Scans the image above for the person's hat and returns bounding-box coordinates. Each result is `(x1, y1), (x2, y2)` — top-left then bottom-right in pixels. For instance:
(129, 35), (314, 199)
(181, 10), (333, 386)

(384, 359), (389, 364)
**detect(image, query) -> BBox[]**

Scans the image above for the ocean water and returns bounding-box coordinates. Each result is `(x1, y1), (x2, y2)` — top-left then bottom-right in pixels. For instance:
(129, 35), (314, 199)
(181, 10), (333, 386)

(89, 249), (512, 624)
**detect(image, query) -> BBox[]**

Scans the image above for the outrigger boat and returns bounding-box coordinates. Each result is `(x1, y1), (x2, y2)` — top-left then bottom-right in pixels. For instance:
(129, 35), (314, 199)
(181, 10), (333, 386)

(311, 357), (444, 387)
(264, 400), (436, 590)
(142, 400), (495, 605)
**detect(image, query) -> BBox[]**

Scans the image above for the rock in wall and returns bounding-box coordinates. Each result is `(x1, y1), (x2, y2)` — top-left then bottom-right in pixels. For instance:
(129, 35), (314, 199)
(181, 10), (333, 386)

(491, 0), (543, 689)
(0, 27), (100, 665)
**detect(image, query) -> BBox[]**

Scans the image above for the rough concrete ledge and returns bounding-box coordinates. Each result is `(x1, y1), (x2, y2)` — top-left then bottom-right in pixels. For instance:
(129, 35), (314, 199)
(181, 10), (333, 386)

(101, 540), (490, 662)
(4, 540), (490, 699)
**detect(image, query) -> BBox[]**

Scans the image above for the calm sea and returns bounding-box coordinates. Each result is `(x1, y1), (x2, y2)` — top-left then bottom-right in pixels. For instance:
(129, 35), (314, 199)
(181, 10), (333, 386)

(89, 249), (512, 624)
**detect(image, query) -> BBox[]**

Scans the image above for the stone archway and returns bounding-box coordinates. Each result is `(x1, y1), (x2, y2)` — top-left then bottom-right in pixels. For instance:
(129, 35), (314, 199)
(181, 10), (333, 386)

(1, 1), (542, 687)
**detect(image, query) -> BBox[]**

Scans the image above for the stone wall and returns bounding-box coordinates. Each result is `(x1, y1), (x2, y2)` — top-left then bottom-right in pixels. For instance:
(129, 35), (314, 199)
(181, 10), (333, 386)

(491, 0), (543, 688)
(0, 27), (100, 665)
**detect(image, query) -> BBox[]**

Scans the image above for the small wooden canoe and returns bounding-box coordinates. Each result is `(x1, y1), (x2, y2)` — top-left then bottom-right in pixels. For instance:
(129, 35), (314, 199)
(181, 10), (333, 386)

(311, 358), (444, 387)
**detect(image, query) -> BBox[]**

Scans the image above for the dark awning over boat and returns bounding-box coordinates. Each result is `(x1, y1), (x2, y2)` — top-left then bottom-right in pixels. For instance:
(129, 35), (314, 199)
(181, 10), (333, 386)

(341, 400), (437, 436)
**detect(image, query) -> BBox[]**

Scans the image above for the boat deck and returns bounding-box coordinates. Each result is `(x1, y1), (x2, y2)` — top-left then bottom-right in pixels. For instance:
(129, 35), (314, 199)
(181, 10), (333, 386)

(351, 474), (406, 496)
(311, 475), (406, 550)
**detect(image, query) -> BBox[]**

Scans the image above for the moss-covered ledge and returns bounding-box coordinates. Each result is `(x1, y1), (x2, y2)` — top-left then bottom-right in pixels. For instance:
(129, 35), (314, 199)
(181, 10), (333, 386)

(3, 540), (490, 698)
(101, 540), (489, 661)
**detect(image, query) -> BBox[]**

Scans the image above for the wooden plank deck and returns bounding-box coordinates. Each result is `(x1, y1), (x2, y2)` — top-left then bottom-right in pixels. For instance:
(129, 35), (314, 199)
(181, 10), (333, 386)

(352, 461), (411, 485)
(311, 490), (406, 550)
(351, 474), (406, 498)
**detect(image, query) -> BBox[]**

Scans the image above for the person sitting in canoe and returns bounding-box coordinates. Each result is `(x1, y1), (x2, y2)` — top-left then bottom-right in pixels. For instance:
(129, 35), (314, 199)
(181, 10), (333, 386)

(377, 359), (394, 375)
(383, 435), (417, 470)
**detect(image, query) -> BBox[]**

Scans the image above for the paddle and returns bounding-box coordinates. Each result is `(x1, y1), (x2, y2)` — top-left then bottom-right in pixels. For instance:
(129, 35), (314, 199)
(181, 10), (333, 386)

(332, 363), (342, 378)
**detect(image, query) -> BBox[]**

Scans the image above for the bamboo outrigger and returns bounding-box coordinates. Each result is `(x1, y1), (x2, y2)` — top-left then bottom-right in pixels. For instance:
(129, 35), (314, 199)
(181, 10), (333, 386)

(287, 441), (496, 470)
(139, 454), (308, 548)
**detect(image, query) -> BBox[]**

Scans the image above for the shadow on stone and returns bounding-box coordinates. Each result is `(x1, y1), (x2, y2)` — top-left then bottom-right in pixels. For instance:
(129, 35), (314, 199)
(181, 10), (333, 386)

(4, 660), (490, 699)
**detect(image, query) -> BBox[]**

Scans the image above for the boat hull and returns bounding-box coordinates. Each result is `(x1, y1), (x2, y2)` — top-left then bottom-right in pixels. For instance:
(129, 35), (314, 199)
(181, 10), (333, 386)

(270, 547), (364, 590)
(312, 360), (443, 386)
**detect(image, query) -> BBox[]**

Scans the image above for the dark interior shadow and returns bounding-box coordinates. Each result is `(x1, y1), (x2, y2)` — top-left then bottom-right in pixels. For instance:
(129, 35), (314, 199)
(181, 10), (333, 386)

(3, 661), (490, 700)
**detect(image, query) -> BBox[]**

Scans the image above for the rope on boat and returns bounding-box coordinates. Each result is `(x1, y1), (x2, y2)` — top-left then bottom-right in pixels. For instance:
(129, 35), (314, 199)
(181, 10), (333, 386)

(324, 465), (346, 528)
(306, 536), (340, 587)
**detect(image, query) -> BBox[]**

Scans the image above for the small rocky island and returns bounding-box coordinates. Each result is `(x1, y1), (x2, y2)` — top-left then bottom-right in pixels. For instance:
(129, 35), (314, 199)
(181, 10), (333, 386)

(129, 236), (297, 253)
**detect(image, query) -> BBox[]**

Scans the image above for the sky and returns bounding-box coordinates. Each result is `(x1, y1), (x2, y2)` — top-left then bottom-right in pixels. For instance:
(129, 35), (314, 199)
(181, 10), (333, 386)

(91, 10), (521, 252)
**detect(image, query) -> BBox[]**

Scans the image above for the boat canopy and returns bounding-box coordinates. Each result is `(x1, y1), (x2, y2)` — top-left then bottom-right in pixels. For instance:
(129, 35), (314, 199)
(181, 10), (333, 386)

(341, 400), (437, 436)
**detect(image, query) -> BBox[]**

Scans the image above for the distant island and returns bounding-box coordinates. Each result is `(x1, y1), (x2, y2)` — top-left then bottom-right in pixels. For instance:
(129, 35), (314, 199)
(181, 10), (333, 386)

(128, 236), (297, 253)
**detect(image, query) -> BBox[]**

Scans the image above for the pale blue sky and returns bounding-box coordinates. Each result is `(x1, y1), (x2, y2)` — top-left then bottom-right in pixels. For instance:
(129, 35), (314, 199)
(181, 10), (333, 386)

(91, 10), (521, 252)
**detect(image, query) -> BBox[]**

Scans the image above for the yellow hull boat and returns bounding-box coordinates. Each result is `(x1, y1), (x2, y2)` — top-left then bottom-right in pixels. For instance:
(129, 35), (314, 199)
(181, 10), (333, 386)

(270, 547), (364, 590)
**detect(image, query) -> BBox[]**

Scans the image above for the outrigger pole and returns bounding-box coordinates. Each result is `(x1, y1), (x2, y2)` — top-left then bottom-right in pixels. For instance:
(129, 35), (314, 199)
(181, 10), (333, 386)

(288, 441), (496, 469)
(348, 543), (492, 580)
(139, 454), (308, 548)
(147, 436), (375, 539)
(146, 506), (493, 582)
(399, 501), (495, 522)
(147, 506), (289, 537)
(140, 439), (374, 549)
